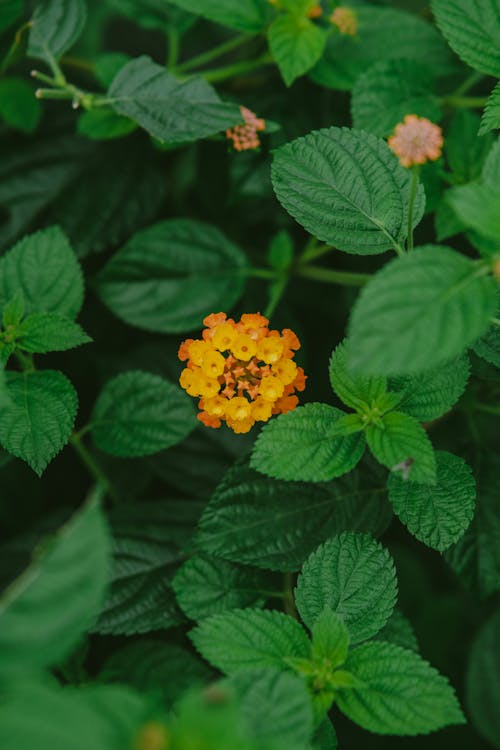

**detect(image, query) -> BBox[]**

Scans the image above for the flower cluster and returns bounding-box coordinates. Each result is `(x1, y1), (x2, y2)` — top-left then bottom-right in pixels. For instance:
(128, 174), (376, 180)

(179, 312), (306, 434)
(330, 7), (358, 35)
(226, 106), (266, 152)
(388, 114), (444, 168)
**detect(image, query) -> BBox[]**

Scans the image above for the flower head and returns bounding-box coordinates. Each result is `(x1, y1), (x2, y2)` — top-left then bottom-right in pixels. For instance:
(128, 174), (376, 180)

(388, 115), (443, 168)
(226, 106), (266, 152)
(178, 312), (306, 433)
(330, 7), (358, 35)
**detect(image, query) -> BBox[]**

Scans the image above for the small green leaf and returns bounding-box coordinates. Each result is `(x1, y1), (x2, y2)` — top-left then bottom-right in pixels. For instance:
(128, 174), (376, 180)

(388, 451), (476, 551)
(268, 13), (326, 86)
(77, 108), (137, 141)
(91, 370), (196, 457)
(466, 609), (500, 748)
(191, 608), (310, 675)
(329, 339), (387, 411)
(473, 324), (500, 368)
(348, 245), (497, 375)
(0, 226), (84, 318)
(28, 0), (87, 63)
(271, 127), (424, 255)
(268, 230), (294, 270)
(366, 411), (436, 484)
(0, 498), (110, 676)
(295, 532), (397, 643)
(251, 403), (366, 482)
(2, 292), (24, 328)
(0, 370), (78, 475)
(337, 641), (465, 734)
(96, 219), (247, 333)
(447, 183), (500, 242)
(18, 312), (91, 353)
(0, 78), (41, 134)
(311, 608), (350, 665)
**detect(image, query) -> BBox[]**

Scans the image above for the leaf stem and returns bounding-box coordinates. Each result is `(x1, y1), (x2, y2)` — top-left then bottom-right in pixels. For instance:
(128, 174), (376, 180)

(296, 265), (371, 286)
(175, 33), (255, 73)
(452, 71), (484, 98)
(264, 276), (288, 319)
(299, 239), (336, 264)
(203, 52), (273, 83)
(407, 166), (419, 251)
(70, 432), (120, 504)
(442, 95), (489, 109)
(14, 350), (35, 372)
(475, 402), (500, 416)
(166, 27), (180, 69)
(283, 572), (299, 620)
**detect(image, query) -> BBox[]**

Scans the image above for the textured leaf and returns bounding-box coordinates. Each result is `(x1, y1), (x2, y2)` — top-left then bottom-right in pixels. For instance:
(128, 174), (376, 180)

(311, 720), (338, 750)
(311, 607), (350, 664)
(77, 108), (137, 140)
(388, 354), (470, 421)
(446, 110), (493, 182)
(91, 370), (196, 458)
(94, 502), (187, 634)
(295, 532), (397, 643)
(351, 59), (441, 137)
(190, 608), (310, 674)
(0, 370), (78, 475)
(473, 324), (500, 368)
(96, 219), (247, 333)
(374, 609), (419, 652)
(108, 56), (240, 144)
(18, 313), (91, 353)
(388, 451), (476, 551)
(329, 339), (387, 410)
(0, 78), (41, 134)
(337, 641), (465, 734)
(268, 13), (326, 86)
(167, 0), (270, 31)
(432, 0), (500, 77)
(466, 609), (500, 748)
(197, 462), (392, 571)
(173, 555), (270, 620)
(368, 411), (436, 483)
(310, 5), (453, 91)
(271, 127), (424, 255)
(0, 226), (84, 318)
(348, 245), (498, 375)
(251, 403), (366, 482)
(447, 182), (500, 242)
(0, 498), (110, 675)
(483, 136), (500, 187)
(28, 0), (87, 62)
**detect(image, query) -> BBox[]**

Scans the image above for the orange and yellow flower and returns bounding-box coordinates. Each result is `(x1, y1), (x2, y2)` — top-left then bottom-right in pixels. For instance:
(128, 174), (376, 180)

(178, 312), (306, 433)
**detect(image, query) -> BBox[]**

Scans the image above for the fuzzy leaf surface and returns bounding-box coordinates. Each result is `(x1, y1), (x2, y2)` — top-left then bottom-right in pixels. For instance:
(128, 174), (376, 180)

(329, 339), (387, 410)
(18, 313), (91, 353)
(268, 13), (326, 86)
(366, 412), (436, 484)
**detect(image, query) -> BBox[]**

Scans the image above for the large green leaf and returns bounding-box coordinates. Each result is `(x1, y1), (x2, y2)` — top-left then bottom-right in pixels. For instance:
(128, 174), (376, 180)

(0, 498), (110, 676)
(107, 56), (240, 143)
(96, 219), (247, 333)
(337, 641), (465, 734)
(0, 370), (78, 475)
(18, 313), (91, 353)
(167, 0), (270, 31)
(0, 226), (84, 318)
(271, 127), (424, 255)
(268, 13), (326, 86)
(329, 339), (387, 410)
(466, 609), (500, 748)
(432, 0), (500, 77)
(28, 0), (87, 63)
(295, 532), (397, 643)
(366, 412), (437, 484)
(348, 245), (497, 375)
(251, 403), (366, 482)
(197, 463), (392, 571)
(90, 370), (196, 457)
(190, 608), (310, 674)
(388, 451), (476, 551)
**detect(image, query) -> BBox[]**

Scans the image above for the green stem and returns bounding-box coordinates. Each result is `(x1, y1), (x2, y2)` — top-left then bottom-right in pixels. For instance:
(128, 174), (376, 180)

(407, 166), (419, 251)
(264, 276), (288, 319)
(299, 241), (335, 264)
(297, 265), (370, 286)
(35, 88), (75, 100)
(442, 95), (489, 109)
(452, 71), (484, 98)
(203, 52), (273, 83)
(176, 33), (255, 73)
(241, 267), (277, 280)
(30, 69), (57, 85)
(70, 433), (120, 504)
(475, 403), (500, 416)
(0, 21), (32, 74)
(15, 350), (35, 371)
(166, 27), (180, 69)
(283, 572), (298, 620)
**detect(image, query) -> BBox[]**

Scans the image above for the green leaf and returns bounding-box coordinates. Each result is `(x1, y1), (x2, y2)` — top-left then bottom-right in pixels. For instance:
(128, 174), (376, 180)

(268, 13), (325, 87)
(197, 462), (392, 571)
(337, 641), (465, 734)
(329, 339), (387, 411)
(388, 451), (476, 551)
(366, 411), (436, 484)
(0, 226), (84, 318)
(172, 555), (270, 620)
(374, 609), (419, 652)
(28, 0), (87, 63)
(473, 324), (500, 368)
(0, 78), (41, 134)
(268, 230), (294, 270)
(432, 0), (500, 77)
(167, 0), (270, 31)
(295, 532), (397, 643)
(483, 135), (500, 187)
(91, 370), (196, 457)
(77, 108), (137, 141)
(311, 608), (350, 665)
(0, 0), (23, 33)
(190, 608), (310, 675)
(96, 218), (247, 333)
(466, 609), (500, 748)
(310, 5), (453, 91)
(311, 720), (338, 750)
(446, 110), (493, 182)
(447, 182), (500, 242)
(0, 370), (78, 475)
(251, 403), (366, 482)
(271, 127), (424, 255)
(93, 502), (187, 634)
(388, 354), (470, 421)
(18, 312), (91, 353)
(351, 59), (441, 137)
(348, 245), (498, 375)
(0, 498), (110, 676)
(0, 680), (149, 750)
(107, 56), (240, 144)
